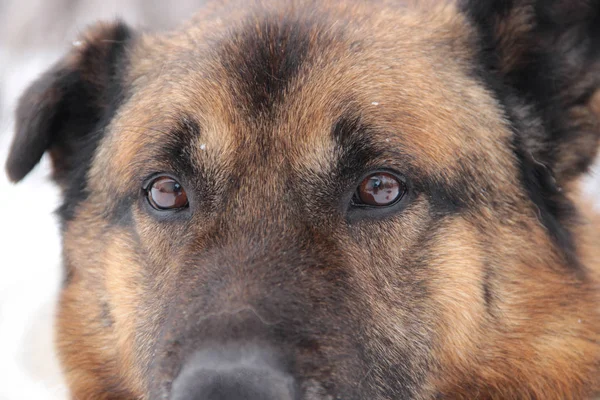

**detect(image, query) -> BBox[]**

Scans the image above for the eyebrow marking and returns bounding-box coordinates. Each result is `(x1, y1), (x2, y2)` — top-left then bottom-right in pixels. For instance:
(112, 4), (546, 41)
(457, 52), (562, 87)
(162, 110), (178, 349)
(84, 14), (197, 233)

(332, 111), (365, 145)
(174, 115), (201, 141)
(151, 114), (202, 172)
(330, 110), (387, 182)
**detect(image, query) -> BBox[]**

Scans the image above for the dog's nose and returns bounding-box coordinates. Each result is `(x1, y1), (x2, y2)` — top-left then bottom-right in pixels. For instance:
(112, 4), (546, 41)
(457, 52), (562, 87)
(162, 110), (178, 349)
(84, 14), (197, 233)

(170, 346), (296, 400)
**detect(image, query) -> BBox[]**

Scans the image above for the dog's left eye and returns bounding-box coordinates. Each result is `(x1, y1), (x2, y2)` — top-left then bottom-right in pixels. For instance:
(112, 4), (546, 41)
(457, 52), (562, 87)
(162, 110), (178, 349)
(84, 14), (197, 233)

(146, 176), (189, 210)
(353, 172), (406, 207)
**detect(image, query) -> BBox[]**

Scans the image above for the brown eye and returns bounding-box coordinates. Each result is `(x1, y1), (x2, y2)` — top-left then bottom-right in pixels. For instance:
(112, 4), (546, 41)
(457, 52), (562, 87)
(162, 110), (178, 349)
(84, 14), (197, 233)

(355, 172), (406, 207)
(147, 176), (188, 210)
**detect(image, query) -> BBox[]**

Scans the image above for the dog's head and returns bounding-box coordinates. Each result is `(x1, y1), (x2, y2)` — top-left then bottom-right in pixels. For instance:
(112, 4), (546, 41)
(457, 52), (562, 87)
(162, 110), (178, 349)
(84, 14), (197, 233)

(6, 0), (600, 399)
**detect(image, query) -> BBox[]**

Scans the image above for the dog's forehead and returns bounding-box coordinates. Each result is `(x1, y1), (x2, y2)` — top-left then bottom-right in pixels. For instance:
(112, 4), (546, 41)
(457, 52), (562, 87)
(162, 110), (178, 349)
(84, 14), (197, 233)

(99, 0), (515, 190)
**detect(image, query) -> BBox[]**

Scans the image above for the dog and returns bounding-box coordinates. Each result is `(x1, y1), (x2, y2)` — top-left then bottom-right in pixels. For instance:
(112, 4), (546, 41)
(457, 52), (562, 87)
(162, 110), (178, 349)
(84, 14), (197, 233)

(5, 0), (600, 398)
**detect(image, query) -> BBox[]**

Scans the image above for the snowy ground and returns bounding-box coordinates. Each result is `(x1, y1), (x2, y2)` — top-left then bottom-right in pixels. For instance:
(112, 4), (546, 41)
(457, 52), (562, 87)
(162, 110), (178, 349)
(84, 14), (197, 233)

(0, 2), (598, 400)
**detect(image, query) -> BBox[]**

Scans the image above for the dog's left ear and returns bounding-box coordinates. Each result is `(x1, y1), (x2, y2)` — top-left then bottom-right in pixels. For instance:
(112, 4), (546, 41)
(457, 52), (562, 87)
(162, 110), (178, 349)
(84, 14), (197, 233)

(463, 0), (600, 186)
(5, 21), (134, 184)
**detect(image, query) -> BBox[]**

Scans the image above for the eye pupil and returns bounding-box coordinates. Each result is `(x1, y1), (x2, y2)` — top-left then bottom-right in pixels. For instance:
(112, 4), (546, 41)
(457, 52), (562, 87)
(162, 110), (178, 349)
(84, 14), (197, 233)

(147, 176), (189, 210)
(355, 172), (405, 207)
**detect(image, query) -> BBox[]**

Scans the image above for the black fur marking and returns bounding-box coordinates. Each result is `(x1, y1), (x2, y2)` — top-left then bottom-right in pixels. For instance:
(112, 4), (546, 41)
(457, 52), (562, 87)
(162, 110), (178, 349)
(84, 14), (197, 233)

(219, 17), (312, 117)
(421, 177), (468, 217)
(507, 7), (600, 180)
(332, 113), (382, 180)
(155, 116), (202, 175)
(57, 22), (134, 224)
(107, 196), (135, 227)
(511, 138), (581, 269)
(6, 72), (59, 182)
(461, 0), (600, 177)
(482, 262), (494, 313)
(461, 1), (586, 270)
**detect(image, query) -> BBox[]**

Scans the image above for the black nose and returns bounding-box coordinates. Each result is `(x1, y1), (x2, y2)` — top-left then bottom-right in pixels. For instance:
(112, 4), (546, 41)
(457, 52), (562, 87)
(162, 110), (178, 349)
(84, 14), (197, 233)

(170, 346), (296, 400)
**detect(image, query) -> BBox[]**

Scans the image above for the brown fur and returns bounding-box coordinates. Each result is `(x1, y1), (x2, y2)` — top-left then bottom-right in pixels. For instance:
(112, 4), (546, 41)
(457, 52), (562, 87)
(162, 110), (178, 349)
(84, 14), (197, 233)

(5, 0), (600, 399)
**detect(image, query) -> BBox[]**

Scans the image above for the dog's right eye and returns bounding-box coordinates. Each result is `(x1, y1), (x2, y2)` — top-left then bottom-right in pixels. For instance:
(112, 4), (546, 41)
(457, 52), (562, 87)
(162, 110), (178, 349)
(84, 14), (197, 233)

(146, 176), (189, 210)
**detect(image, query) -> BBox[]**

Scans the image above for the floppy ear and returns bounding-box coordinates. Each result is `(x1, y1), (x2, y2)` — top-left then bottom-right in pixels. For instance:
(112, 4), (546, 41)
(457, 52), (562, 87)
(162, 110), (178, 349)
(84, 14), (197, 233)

(5, 21), (134, 186)
(463, 0), (600, 186)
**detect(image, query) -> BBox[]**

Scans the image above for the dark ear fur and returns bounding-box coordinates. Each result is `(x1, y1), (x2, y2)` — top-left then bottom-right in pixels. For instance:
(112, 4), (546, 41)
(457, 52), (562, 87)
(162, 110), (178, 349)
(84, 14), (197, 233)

(463, 0), (600, 185)
(5, 21), (133, 187)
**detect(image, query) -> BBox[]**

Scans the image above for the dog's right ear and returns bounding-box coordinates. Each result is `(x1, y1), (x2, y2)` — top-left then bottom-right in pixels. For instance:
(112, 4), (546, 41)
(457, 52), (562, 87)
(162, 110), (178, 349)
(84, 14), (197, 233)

(5, 21), (134, 184)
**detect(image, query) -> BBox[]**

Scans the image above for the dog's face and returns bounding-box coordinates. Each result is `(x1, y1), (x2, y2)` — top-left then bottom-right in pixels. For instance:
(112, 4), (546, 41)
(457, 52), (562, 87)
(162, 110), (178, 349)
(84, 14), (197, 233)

(6, 0), (600, 399)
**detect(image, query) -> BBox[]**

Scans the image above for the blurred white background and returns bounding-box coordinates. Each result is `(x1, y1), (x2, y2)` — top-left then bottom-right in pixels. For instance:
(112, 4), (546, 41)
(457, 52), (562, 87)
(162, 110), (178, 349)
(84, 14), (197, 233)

(0, 1), (598, 400)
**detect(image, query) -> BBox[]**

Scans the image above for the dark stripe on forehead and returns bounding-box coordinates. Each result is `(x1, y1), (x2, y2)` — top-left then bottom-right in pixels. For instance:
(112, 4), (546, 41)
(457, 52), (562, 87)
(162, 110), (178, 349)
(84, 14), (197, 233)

(218, 16), (314, 117)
